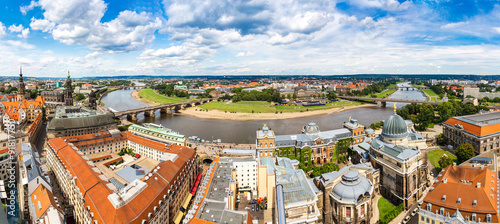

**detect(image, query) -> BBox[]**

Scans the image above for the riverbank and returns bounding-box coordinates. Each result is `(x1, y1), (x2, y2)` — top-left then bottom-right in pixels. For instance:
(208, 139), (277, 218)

(178, 103), (377, 121)
(132, 89), (378, 120)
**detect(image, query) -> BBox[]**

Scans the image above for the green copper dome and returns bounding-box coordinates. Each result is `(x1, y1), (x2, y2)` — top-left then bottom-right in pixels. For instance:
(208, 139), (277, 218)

(381, 113), (408, 139)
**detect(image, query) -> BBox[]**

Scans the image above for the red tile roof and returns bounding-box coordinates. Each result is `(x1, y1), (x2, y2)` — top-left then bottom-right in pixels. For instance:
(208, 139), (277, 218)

(421, 165), (499, 222)
(48, 130), (197, 224)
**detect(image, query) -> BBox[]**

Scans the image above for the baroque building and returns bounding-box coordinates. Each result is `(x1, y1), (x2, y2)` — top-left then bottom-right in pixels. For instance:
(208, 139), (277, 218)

(256, 120), (357, 167)
(443, 111), (500, 155)
(369, 108), (429, 208)
(314, 163), (379, 224)
(46, 106), (117, 138)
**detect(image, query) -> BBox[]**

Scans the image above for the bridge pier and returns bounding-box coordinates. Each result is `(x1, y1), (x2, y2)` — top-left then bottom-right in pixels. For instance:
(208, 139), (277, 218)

(160, 108), (172, 114)
(381, 101), (387, 107)
(145, 110), (156, 117)
(127, 113), (137, 121)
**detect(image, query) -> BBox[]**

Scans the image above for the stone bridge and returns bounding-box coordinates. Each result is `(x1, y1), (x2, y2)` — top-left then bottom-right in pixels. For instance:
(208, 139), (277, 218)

(117, 85), (146, 90)
(114, 98), (215, 121)
(338, 95), (444, 107)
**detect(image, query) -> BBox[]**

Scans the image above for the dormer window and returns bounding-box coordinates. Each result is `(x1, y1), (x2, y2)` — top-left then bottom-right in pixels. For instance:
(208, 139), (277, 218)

(440, 207), (444, 215)
(487, 214), (492, 223)
(473, 200), (477, 207)
(442, 195), (446, 201)
(472, 213), (477, 222)
(457, 198), (461, 204)
(427, 203), (432, 211)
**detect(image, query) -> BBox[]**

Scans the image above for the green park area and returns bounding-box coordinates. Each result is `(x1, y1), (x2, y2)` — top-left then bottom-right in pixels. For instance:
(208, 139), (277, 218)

(427, 149), (457, 172)
(198, 100), (363, 113)
(138, 88), (190, 104)
(422, 89), (441, 101)
(375, 89), (396, 98)
(378, 197), (404, 224)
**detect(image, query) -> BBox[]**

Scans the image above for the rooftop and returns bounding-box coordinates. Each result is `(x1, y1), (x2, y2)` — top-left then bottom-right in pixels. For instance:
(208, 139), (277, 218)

(445, 111), (500, 137)
(421, 165), (499, 223)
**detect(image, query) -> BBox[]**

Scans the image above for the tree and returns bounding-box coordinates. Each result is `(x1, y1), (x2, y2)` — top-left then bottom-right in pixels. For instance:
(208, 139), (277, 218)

(292, 93), (297, 100)
(327, 92), (337, 100)
(438, 155), (452, 169)
(436, 133), (445, 146)
(417, 104), (434, 130)
(437, 102), (456, 122)
(75, 93), (86, 101)
(455, 143), (475, 164)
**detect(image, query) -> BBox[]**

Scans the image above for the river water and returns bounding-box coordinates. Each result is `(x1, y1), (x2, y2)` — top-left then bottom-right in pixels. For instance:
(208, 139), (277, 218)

(101, 82), (426, 144)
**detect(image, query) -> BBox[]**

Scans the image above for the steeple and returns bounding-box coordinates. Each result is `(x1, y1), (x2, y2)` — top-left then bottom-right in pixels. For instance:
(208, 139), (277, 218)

(17, 63), (26, 101)
(64, 70), (73, 106)
(68, 71), (70, 78)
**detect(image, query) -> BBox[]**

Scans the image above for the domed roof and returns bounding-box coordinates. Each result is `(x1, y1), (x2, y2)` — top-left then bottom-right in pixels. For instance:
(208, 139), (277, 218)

(303, 122), (320, 135)
(331, 170), (373, 204)
(381, 113), (408, 139)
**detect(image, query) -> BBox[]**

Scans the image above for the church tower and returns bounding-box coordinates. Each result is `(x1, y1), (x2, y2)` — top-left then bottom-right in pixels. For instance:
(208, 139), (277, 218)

(64, 71), (73, 106)
(88, 89), (97, 110)
(17, 64), (26, 101)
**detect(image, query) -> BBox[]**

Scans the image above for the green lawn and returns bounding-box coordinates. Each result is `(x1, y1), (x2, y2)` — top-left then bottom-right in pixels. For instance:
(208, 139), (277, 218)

(198, 100), (363, 113)
(375, 89), (396, 98)
(422, 89), (442, 101)
(378, 197), (396, 218)
(388, 84), (398, 88)
(427, 149), (457, 172)
(138, 88), (190, 104)
(412, 83), (425, 88)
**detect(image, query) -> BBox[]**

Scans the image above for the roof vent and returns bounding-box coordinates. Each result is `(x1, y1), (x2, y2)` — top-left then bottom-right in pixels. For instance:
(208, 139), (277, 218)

(457, 198), (461, 204)
(443, 178), (447, 183)
(442, 195), (446, 201)
(473, 200), (477, 207)
(478, 182), (481, 188)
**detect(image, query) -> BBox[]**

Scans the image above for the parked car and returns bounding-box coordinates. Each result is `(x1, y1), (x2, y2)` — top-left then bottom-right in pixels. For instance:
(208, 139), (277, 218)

(403, 216), (410, 224)
(412, 208), (419, 216)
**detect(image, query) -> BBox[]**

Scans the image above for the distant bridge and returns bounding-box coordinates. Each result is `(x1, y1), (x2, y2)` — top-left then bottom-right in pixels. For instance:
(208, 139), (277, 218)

(338, 96), (444, 106)
(114, 98), (215, 121)
(116, 85), (146, 90)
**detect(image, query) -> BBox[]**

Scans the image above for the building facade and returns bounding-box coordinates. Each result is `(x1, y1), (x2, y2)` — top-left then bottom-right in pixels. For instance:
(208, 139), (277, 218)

(443, 111), (500, 155)
(257, 121), (353, 167)
(314, 163), (379, 224)
(128, 123), (187, 146)
(64, 72), (73, 106)
(369, 112), (429, 208)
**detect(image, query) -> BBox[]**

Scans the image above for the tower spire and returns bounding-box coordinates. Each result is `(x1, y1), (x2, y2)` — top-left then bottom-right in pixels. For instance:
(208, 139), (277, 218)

(68, 71), (70, 78)
(20, 63), (22, 76)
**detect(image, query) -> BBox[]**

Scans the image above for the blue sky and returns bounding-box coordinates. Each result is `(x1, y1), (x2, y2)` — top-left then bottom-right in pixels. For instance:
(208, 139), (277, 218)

(0, 0), (500, 77)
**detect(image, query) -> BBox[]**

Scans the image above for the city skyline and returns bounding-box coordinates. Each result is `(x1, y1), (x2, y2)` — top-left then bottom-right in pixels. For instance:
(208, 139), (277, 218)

(1, 0), (500, 77)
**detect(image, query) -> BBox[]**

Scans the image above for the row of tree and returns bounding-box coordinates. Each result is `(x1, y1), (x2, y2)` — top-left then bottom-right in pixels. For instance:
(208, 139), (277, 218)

(344, 80), (396, 96)
(397, 101), (487, 130)
(231, 88), (282, 103)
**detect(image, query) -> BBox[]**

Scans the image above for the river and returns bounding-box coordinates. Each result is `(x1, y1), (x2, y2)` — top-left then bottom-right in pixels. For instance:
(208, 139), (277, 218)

(101, 82), (426, 144)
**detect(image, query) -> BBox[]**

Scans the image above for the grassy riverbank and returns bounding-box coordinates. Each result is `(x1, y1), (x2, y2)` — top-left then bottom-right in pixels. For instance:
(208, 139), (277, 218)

(197, 100), (363, 113)
(422, 89), (441, 101)
(137, 88), (190, 105)
(375, 89), (397, 98)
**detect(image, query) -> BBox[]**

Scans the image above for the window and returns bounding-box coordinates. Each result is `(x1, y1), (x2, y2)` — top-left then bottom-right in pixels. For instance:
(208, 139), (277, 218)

(346, 207), (351, 218)
(426, 218), (429, 223)
(421, 216), (424, 221)
(472, 213), (477, 222)
(360, 204), (365, 216)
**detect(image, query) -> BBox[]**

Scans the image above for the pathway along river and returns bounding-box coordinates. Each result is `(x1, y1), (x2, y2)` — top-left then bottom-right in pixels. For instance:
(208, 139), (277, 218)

(101, 82), (426, 144)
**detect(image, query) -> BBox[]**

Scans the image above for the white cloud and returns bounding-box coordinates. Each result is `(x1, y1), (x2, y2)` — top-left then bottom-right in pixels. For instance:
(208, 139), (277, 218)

(20, 1), (40, 15)
(494, 27), (500, 34)
(9, 24), (24, 33)
(441, 21), (469, 29)
(236, 51), (255, 57)
(0, 22), (6, 38)
(32, 0), (163, 53)
(19, 28), (30, 39)
(6, 40), (35, 49)
(30, 18), (56, 32)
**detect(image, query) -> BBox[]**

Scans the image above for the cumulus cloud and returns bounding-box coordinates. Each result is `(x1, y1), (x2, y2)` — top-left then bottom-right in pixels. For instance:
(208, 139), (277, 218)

(20, 1), (40, 15)
(6, 40), (35, 49)
(32, 0), (163, 53)
(0, 22), (6, 38)
(9, 24), (24, 33)
(30, 18), (56, 32)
